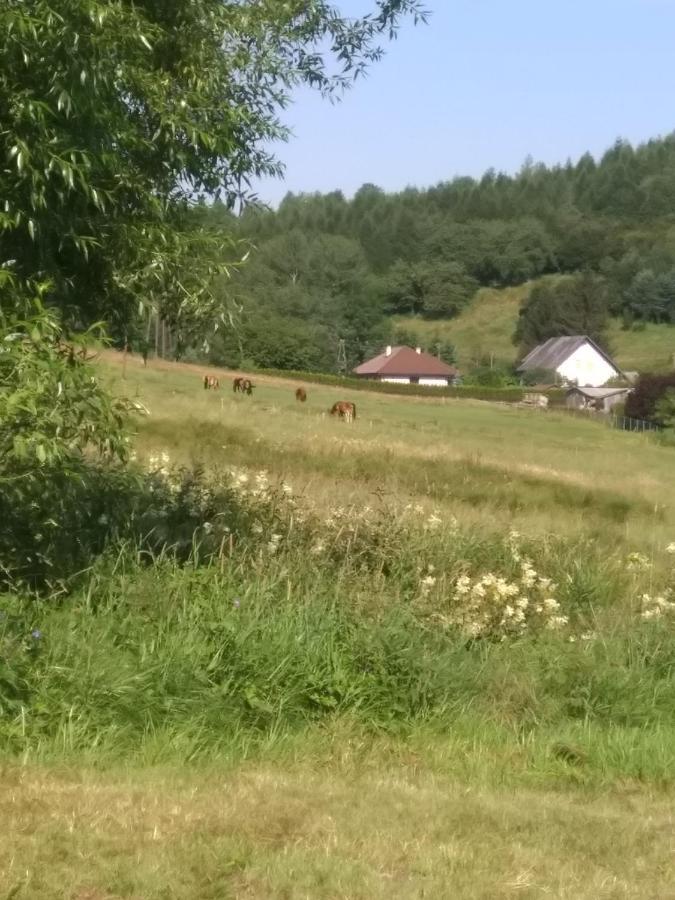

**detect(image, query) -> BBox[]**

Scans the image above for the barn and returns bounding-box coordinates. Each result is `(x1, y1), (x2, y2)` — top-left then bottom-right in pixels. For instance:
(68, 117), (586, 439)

(353, 345), (459, 387)
(517, 336), (623, 387)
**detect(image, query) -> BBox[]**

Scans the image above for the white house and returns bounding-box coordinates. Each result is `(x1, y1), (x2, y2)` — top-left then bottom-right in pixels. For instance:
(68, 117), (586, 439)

(517, 336), (623, 388)
(353, 345), (459, 387)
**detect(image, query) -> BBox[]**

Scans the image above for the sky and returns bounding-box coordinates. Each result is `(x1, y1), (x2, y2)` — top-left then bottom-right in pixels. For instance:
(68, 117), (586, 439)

(255, 0), (675, 205)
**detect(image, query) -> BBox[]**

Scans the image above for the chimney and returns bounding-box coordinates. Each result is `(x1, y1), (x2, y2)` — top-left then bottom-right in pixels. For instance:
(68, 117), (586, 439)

(415, 346), (421, 355)
(385, 345), (392, 357)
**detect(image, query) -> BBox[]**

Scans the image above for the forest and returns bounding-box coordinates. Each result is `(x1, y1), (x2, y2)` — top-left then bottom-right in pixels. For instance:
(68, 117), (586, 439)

(191, 134), (675, 373)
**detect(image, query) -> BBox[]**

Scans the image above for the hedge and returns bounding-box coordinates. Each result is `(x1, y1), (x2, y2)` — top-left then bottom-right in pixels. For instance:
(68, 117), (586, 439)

(250, 366), (568, 405)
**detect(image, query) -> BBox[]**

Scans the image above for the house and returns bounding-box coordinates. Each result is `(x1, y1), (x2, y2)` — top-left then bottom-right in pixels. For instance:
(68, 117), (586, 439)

(565, 386), (632, 414)
(517, 336), (623, 388)
(353, 345), (459, 387)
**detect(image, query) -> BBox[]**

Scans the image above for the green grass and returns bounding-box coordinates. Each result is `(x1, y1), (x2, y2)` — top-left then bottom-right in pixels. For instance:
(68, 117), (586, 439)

(393, 284), (528, 369)
(112, 351), (675, 551)
(394, 280), (675, 372)
(4, 352), (675, 898)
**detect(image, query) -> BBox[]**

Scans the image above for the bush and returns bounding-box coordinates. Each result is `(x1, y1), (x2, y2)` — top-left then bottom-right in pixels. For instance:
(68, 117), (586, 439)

(521, 367), (559, 387)
(625, 373), (675, 421)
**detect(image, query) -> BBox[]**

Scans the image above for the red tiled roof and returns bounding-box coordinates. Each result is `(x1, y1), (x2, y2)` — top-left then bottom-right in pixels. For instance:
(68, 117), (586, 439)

(353, 346), (458, 377)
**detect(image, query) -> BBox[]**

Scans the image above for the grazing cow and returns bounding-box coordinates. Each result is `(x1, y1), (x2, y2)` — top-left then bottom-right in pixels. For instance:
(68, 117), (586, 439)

(295, 387), (307, 403)
(203, 375), (219, 390)
(233, 376), (254, 395)
(330, 400), (356, 423)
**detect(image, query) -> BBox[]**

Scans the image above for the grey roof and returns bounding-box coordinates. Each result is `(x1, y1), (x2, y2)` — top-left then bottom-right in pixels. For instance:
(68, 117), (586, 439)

(566, 386), (631, 399)
(517, 335), (622, 375)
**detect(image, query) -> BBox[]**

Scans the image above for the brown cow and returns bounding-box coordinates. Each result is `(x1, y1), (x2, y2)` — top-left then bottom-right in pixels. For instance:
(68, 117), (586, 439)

(330, 400), (356, 423)
(203, 375), (219, 390)
(295, 387), (307, 403)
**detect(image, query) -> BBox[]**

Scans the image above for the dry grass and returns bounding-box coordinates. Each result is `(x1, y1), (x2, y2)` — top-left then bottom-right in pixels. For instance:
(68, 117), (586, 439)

(2, 760), (674, 900)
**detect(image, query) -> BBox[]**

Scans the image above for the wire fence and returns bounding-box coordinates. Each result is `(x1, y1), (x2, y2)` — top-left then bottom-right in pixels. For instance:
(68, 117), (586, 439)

(549, 405), (661, 433)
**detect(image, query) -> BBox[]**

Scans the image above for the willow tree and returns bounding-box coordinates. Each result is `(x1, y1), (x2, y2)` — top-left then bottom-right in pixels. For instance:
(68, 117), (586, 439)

(0, 0), (427, 338)
(0, 2), (427, 554)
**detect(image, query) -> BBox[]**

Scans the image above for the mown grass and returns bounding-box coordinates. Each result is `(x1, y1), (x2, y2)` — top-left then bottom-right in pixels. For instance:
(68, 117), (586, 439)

(4, 760), (675, 899)
(394, 280), (675, 372)
(3, 354), (675, 898)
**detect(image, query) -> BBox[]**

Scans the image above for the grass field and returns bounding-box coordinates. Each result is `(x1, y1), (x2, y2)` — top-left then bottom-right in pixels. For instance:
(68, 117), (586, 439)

(116, 352), (674, 551)
(4, 353), (675, 899)
(394, 283), (675, 372)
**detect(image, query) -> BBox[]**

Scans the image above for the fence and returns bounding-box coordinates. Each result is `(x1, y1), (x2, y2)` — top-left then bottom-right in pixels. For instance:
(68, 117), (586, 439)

(611, 414), (661, 433)
(549, 405), (660, 433)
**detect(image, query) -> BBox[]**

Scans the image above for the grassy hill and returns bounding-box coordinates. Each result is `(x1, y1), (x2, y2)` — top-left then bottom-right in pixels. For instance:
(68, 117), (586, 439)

(6, 353), (675, 898)
(394, 282), (675, 372)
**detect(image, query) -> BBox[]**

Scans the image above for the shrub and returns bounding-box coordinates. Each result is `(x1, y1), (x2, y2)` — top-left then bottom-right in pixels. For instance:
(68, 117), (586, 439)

(625, 373), (675, 422)
(245, 366), (528, 403)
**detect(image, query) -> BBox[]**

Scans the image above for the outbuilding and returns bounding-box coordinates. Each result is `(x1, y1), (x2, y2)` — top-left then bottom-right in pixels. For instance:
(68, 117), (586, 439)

(565, 386), (632, 413)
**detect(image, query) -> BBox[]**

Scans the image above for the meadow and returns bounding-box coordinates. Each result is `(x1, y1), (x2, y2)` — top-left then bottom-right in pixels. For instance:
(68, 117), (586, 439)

(2, 352), (675, 898)
(394, 283), (675, 372)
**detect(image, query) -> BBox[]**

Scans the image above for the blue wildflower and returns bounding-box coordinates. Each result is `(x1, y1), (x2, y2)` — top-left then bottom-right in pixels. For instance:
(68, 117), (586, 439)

(31, 629), (42, 640)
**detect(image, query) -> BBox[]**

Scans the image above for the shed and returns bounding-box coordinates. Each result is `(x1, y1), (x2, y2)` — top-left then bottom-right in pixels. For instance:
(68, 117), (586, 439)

(565, 386), (632, 413)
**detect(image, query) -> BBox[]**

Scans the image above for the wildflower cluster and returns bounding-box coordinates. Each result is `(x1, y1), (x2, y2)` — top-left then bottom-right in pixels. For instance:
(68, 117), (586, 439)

(442, 564), (566, 640)
(418, 531), (568, 640)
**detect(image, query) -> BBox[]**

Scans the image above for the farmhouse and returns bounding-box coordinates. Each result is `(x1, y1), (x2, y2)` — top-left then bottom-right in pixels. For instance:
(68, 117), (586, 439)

(517, 335), (623, 387)
(565, 386), (632, 413)
(353, 345), (459, 387)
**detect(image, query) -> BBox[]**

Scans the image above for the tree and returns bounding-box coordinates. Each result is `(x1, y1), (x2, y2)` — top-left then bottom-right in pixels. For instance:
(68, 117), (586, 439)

(0, 0), (426, 333)
(514, 273), (611, 354)
(623, 269), (675, 324)
(383, 260), (476, 318)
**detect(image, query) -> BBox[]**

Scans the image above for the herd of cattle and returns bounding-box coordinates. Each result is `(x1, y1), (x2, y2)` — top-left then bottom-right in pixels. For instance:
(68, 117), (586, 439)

(203, 374), (356, 422)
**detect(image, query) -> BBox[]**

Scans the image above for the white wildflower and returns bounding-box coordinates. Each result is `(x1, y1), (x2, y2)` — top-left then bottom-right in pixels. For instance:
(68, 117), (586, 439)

(267, 532), (282, 553)
(667, 542), (675, 555)
(425, 512), (442, 531)
(626, 552), (651, 572)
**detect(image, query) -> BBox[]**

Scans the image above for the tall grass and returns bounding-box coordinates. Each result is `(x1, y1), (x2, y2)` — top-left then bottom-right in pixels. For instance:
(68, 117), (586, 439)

(2, 471), (675, 782)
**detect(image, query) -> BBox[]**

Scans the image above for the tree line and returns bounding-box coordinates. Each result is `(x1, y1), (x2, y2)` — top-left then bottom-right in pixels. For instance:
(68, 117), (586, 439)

(193, 134), (675, 372)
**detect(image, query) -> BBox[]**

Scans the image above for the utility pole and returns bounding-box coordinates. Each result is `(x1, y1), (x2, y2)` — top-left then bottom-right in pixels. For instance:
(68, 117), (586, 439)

(336, 339), (347, 375)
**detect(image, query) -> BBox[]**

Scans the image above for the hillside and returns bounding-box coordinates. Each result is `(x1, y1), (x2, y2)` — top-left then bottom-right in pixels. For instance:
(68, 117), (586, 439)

(185, 132), (675, 377)
(5, 352), (675, 897)
(394, 283), (675, 372)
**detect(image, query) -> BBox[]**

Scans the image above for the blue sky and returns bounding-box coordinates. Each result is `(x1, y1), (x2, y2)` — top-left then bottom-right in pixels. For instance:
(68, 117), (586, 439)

(255, 0), (675, 205)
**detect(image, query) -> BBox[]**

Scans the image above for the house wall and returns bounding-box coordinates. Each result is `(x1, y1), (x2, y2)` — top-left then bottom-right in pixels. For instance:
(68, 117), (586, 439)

(380, 377), (410, 384)
(419, 377), (449, 387)
(556, 343), (619, 387)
